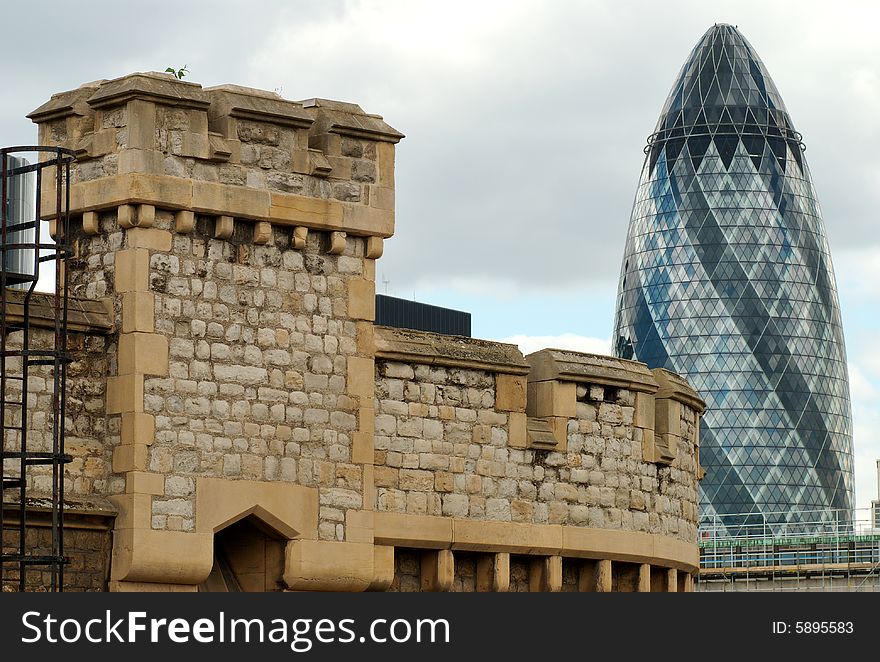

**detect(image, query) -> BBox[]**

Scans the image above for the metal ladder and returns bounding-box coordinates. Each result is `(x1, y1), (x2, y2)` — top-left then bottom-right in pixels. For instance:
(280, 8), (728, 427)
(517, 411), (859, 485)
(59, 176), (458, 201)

(1, 146), (75, 591)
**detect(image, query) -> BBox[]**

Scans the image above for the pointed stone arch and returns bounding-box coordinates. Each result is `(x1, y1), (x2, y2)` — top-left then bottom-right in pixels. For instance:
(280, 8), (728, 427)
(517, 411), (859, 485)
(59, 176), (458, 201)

(195, 478), (319, 592)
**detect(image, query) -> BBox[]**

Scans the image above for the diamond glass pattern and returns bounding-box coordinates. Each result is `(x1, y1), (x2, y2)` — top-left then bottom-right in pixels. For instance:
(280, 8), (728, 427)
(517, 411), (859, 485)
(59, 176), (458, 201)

(612, 25), (854, 533)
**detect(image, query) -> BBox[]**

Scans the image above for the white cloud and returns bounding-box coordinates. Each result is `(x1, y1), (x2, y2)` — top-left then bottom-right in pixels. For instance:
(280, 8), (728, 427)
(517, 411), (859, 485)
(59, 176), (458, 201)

(499, 333), (611, 357)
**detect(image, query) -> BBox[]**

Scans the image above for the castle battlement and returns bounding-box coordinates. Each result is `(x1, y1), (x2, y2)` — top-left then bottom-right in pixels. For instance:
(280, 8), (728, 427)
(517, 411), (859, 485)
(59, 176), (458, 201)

(3, 73), (703, 592)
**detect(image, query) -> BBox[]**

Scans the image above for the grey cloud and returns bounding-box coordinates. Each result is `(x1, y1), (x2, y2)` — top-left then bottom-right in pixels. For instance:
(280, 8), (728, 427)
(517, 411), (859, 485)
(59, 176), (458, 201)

(2, 1), (876, 295)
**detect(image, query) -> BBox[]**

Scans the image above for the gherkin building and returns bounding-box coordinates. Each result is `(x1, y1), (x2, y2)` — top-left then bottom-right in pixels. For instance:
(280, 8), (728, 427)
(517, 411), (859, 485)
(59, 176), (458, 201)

(612, 24), (854, 533)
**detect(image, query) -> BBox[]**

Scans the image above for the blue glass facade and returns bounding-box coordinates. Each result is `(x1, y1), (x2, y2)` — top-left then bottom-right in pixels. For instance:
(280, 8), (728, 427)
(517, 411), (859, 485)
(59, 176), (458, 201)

(613, 24), (854, 532)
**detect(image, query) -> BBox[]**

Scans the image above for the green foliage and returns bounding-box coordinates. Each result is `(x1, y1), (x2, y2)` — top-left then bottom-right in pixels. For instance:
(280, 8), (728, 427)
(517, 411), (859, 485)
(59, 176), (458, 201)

(165, 65), (189, 80)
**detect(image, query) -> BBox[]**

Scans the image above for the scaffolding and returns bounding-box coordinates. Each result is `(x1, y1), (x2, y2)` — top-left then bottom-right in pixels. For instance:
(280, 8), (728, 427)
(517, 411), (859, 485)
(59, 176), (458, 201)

(1, 146), (75, 591)
(697, 507), (880, 591)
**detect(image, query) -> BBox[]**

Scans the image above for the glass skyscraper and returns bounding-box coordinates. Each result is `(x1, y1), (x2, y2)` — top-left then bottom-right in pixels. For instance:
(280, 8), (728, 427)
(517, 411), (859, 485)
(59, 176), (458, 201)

(613, 24), (854, 532)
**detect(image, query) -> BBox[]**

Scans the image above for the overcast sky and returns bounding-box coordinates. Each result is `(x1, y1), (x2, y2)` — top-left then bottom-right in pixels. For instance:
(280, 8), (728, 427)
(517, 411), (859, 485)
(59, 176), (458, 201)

(3, 0), (879, 512)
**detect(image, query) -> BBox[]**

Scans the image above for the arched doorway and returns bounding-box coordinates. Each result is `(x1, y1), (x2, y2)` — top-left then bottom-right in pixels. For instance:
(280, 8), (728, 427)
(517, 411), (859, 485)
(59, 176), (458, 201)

(199, 515), (286, 592)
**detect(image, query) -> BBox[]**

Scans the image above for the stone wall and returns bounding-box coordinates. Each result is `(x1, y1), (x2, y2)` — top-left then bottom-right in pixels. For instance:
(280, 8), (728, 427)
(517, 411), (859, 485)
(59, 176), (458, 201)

(1, 506), (115, 592)
(143, 217), (367, 540)
(0, 294), (112, 498)
(374, 328), (701, 544)
(4, 72), (706, 592)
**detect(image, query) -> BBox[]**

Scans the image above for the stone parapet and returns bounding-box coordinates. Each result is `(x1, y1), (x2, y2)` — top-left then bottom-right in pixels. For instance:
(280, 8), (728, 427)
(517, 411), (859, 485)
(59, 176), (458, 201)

(2, 291), (113, 334)
(29, 72), (403, 242)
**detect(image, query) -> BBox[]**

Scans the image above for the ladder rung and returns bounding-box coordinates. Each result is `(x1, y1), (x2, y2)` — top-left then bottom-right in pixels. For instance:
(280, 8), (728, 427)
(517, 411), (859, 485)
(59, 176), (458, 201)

(1, 478), (23, 490)
(0, 555), (68, 565)
(0, 451), (72, 463)
(0, 273), (37, 284)
(27, 358), (65, 366)
(2, 220), (38, 234)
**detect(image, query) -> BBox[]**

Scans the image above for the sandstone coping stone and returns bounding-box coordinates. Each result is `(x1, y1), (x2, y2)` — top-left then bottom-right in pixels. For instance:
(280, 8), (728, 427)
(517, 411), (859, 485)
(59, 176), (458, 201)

(525, 348), (659, 393)
(375, 326), (530, 375)
(2, 291), (112, 334)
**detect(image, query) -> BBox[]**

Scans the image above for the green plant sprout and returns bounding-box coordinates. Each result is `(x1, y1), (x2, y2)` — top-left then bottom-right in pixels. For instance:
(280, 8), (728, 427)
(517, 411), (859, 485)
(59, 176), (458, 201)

(165, 65), (189, 80)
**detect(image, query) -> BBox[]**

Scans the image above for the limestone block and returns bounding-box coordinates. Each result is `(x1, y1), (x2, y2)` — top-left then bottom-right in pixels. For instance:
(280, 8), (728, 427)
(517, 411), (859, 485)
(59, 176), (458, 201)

(348, 278), (375, 321)
(214, 215), (234, 239)
(666, 567), (678, 592)
(174, 209), (195, 234)
(367, 545), (395, 591)
(112, 444), (149, 473)
(253, 220), (272, 245)
(529, 555), (562, 592)
(634, 391), (655, 429)
(420, 549), (454, 592)
(495, 374), (527, 412)
(80, 129), (116, 158)
(291, 226), (308, 249)
(476, 552), (510, 592)
(341, 204), (394, 238)
(270, 193), (342, 227)
(126, 227), (171, 251)
(106, 374), (144, 414)
(120, 412), (156, 446)
(369, 186), (395, 212)
(347, 356), (375, 399)
(328, 231), (346, 255)
(373, 512), (452, 549)
(345, 510), (374, 544)
(125, 471), (164, 495)
(638, 563), (651, 592)
(284, 540), (374, 591)
(82, 211), (99, 235)
(117, 204), (135, 229)
(351, 431), (374, 465)
(364, 258), (376, 282)
(365, 235), (384, 259)
(126, 99), (157, 151)
(114, 248), (150, 293)
(376, 142), (394, 187)
(452, 520), (563, 555)
(508, 411), (527, 448)
(326, 155), (354, 181)
(362, 464), (376, 511)
(527, 380), (576, 418)
(641, 428), (656, 462)
(595, 558), (612, 592)
(182, 131), (209, 159)
(196, 476), (318, 539)
(192, 181), (270, 219)
(655, 398), (682, 437)
(109, 493), (152, 531)
(356, 321), (375, 354)
(121, 291), (155, 333)
(118, 333), (169, 377)
(110, 528), (213, 585)
(547, 416), (569, 450)
(138, 204), (156, 228)
(118, 148), (164, 175)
